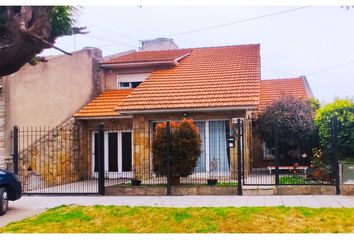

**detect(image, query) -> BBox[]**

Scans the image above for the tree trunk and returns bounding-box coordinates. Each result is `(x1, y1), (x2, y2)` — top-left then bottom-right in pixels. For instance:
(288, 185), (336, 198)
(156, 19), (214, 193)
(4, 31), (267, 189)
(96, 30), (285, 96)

(0, 6), (53, 77)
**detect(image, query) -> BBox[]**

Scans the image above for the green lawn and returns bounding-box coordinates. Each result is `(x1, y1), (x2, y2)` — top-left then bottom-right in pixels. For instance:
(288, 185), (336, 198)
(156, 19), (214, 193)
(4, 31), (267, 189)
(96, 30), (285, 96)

(1, 205), (354, 233)
(279, 175), (306, 184)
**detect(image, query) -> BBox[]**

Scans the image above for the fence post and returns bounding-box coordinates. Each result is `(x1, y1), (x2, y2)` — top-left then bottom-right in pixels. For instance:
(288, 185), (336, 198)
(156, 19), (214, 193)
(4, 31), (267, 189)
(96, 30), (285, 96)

(274, 122), (280, 185)
(97, 123), (105, 195)
(166, 121), (171, 195)
(331, 116), (341, 195)
(237, 119), (243, 196)
(13, 126), (19, 175)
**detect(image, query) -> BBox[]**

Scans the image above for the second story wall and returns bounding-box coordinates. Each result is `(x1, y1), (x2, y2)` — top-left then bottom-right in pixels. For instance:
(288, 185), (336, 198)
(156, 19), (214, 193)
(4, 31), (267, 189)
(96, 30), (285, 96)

(4, 48), (102, 157)
(104, 68), (153, 90)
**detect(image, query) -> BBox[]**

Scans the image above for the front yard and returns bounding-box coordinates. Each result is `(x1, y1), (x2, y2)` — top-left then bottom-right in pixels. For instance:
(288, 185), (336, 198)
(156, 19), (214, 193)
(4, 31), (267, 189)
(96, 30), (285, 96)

(1, 205), (354, 233)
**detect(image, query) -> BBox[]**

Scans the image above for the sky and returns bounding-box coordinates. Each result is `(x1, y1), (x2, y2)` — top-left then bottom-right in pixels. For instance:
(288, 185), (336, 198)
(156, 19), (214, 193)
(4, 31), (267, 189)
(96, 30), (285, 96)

(42, 4), (354, 104)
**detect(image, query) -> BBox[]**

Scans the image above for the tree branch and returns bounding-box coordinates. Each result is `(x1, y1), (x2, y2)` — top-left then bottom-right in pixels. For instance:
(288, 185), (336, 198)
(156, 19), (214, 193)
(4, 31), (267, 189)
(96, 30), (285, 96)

(28, 32), (72, 55)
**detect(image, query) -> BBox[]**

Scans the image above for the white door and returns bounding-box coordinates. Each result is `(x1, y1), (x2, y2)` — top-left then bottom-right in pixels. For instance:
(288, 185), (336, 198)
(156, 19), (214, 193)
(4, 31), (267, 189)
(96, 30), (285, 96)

(92, 131), (133, 178)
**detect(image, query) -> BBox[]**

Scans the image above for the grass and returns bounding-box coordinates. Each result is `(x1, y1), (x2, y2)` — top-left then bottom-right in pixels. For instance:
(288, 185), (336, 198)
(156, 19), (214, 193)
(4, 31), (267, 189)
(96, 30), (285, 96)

(1, 205), (354, 233)
(279, 175), (306, 184)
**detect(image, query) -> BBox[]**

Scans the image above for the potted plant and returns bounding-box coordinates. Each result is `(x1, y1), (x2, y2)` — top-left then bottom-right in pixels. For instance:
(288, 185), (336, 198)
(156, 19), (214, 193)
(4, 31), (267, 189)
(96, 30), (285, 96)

(207, 158), (219, 186)
(131, 168), (142, 186)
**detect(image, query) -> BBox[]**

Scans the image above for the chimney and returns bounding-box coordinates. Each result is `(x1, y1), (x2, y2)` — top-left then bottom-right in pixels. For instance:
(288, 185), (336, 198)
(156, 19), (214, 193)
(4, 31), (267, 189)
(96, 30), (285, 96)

(141, 38), (179, 51)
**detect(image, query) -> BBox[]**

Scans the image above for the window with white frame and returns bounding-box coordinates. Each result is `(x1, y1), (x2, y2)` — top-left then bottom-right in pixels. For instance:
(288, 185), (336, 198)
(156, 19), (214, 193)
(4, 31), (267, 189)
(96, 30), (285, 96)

(118, 81), (142, 89)
(117, 73), (150, 89)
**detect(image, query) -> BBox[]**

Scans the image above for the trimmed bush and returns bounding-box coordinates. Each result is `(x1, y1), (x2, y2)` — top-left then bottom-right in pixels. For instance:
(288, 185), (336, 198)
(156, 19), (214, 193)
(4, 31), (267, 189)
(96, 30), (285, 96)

(258, 96), (316, 162)
(152, 118), (201, 179)
(315, 99), (354, 159)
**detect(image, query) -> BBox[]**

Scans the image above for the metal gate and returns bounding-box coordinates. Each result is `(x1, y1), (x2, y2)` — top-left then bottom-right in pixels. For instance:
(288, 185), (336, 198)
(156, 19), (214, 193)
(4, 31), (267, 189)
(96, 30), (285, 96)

(12, 124), (105, 195)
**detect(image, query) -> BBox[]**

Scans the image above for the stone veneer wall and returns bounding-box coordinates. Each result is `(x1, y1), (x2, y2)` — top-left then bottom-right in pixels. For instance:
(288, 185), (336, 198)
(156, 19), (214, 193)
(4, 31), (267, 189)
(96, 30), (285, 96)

(18, 118), (83, 191)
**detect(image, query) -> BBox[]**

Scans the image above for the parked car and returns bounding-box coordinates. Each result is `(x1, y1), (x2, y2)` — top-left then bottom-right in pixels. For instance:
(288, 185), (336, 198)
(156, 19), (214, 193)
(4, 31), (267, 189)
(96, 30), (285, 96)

(0, 169), (22, 216)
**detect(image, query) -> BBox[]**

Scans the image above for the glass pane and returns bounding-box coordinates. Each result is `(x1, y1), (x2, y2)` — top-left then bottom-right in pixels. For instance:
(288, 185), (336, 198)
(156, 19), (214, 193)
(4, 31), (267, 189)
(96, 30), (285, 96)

(131, 82), (142, 88)
(209, 121), (229, 173)
(122, 132), (132, 172)
(94, 133), (99, 172)
(195, 122), (206, 173)
(108, 133), (118, 172)
(119, 82), (130, 88)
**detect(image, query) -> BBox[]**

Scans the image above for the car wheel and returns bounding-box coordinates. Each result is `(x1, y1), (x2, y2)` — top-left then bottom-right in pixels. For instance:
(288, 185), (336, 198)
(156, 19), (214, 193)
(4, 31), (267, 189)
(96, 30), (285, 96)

(0, 187), (8, 216)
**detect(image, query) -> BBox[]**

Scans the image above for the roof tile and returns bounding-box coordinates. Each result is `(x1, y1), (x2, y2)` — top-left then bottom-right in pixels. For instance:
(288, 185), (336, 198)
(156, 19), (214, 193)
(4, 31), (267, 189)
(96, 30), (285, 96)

(259, 77), (310, 113)
(74, 89), (133, 118)
(102, 49), (192, 64)
(119, 44), (261, 111)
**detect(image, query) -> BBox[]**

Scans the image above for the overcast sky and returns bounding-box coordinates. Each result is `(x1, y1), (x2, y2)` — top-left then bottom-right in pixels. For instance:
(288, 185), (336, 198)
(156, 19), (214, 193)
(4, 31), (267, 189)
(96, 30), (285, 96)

(42, 5), (354, 104)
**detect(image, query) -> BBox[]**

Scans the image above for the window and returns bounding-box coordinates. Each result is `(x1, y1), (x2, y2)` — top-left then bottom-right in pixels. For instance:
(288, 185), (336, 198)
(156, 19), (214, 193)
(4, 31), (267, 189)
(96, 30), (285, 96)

(119, 82), (130, 89)
(92, 131), (133, 178)
(118, 81), (142, 89)
(194, 120), (230, 174)
(263, 142), (275, 160)
(150, 120), (230, 175)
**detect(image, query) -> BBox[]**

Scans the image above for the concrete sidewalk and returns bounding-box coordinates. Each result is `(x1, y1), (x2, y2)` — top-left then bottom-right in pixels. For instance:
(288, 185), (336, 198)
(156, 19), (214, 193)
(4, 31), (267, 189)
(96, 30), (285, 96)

(1, 195), (354, 227)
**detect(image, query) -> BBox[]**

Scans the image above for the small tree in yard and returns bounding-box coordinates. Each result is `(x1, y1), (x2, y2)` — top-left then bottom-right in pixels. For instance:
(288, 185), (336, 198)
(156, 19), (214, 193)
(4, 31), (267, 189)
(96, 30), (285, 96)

(258, 96), (316, 164)
(315, 99), (354, 160)
(152, 118), (201, 184)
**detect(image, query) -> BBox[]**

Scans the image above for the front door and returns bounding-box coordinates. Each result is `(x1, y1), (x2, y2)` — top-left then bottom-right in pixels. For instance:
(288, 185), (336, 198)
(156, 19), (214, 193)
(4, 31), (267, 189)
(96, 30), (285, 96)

(92, 131), (133, 178)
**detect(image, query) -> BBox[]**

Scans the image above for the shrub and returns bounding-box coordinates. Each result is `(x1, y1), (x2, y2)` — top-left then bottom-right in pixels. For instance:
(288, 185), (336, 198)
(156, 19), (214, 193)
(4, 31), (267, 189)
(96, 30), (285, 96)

(258, 96), (316, 163)
(152, 118), (201, 179)
(314, 99), (354, 158)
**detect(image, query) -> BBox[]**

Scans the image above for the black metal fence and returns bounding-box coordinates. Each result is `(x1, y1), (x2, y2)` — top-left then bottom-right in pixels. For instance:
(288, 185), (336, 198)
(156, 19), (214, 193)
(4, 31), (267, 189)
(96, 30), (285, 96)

(244, 116), (340, 194)
(99, 120), (242, 191)
(13, 123), (100, 195)
(12, 116), (341, 196)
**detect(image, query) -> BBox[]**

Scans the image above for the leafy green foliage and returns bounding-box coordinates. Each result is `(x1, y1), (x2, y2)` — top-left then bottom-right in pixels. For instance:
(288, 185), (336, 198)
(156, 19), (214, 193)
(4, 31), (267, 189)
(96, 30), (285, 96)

(49, 6), (77, 40)
(314, 99), (354, 158)
(152, 118), (201, 179)
(258, 96), (316, 162)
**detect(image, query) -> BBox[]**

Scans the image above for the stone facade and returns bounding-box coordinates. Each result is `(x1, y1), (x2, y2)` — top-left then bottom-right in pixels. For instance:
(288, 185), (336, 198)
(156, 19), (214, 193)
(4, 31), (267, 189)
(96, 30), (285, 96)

(341, 185), (354, 195)
(18, 118), (82, 191)
(106, 185), (237, 196)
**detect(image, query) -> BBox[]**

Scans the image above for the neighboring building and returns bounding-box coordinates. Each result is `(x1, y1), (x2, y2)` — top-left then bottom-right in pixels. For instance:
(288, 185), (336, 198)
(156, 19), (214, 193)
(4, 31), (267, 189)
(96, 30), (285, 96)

(252, 77), (313, 168)
(0, 48), (103, 169)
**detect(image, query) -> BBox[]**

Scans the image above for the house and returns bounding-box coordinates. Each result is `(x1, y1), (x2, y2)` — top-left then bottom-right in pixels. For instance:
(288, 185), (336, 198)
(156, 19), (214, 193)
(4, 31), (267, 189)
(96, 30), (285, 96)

(252, 77), (313, 168)
(74, 39), (313, 182)
(1, 38), (313, 188)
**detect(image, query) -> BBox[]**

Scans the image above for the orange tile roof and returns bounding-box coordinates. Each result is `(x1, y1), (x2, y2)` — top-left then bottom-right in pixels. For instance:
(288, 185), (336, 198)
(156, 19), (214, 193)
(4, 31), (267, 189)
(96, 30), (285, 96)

(74, 89), (133, 118)
(258, 77), (311, 113)
(102, 49), (192, 64)
(119, 44), (260, 112)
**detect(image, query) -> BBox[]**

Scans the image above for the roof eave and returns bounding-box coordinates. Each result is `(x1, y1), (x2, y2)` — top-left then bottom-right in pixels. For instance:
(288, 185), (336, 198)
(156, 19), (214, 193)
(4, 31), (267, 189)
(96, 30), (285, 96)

(74, 115), (133, 120)
(119, 105), (257, 114)
(301, 75), (314, 98)
(100, 60), (177, 69)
